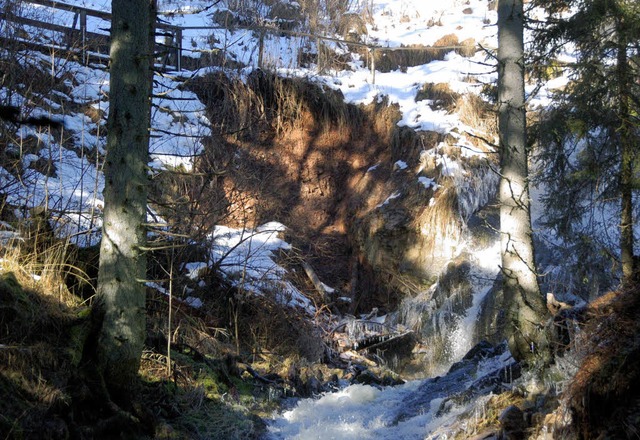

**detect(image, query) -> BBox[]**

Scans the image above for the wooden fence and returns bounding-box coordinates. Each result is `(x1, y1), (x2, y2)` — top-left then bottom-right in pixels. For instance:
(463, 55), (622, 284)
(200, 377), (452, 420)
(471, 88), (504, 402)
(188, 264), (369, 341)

(0, 0), (184, 69)
(1, 0), (475, 82)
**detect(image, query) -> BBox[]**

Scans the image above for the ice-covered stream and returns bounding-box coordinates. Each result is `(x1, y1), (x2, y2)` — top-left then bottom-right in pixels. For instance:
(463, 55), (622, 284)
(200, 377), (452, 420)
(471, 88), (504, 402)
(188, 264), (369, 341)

(265, 341), (517, 439)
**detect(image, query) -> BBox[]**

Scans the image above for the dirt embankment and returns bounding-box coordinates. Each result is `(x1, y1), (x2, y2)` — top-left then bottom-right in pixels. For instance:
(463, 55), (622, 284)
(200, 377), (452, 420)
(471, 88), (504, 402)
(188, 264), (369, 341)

(187, 70), (402, 308)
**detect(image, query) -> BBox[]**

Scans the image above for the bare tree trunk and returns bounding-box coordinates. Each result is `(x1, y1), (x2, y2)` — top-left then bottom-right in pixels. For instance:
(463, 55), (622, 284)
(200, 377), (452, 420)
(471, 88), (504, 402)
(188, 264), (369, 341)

(94, 0), (155, 399)
(616, 17), (634, 286)
(497, 0), (550, 366)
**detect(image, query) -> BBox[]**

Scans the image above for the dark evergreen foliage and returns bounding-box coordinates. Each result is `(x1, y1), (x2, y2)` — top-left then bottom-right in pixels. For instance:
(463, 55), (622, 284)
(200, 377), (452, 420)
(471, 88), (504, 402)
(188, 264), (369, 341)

(529, 0), (640, 293)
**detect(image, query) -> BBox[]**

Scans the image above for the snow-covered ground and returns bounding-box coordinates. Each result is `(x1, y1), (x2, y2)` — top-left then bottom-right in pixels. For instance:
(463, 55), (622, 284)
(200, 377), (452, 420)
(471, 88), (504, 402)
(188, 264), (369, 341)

(192, 222), (315, 311)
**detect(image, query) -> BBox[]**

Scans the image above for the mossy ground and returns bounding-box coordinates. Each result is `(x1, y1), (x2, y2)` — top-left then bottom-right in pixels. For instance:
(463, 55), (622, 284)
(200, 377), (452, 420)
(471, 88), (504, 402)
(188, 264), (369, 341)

(0, 268), (277, 439)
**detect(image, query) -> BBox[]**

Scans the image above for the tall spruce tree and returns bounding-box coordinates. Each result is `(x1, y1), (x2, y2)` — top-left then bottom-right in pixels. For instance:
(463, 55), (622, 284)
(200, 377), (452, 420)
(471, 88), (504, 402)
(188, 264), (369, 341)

(530, 0), (640, 289)
(498, 0), (550, 366)
(93, 0), (156, 400)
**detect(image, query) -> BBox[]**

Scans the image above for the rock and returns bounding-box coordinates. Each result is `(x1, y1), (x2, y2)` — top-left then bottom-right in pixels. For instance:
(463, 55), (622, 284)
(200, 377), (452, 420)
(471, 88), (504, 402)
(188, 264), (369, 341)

(468, 432), (499, 440)
(304, 376), (323, 396)
(449, 340), (507, 375)
(462, 339), (495, 361)
(354, 369), (382, 386)
(393, 340), (520, 425)
(499, 405), (527, 440)
(353, 369), (404, 387)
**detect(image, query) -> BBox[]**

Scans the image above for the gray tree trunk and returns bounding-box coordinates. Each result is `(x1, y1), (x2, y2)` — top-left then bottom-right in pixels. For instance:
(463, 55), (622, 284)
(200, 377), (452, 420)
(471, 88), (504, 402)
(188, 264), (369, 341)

(497, 0), (550, 366)
(617, 19), (634, 286)
(94, 0), (155, 398)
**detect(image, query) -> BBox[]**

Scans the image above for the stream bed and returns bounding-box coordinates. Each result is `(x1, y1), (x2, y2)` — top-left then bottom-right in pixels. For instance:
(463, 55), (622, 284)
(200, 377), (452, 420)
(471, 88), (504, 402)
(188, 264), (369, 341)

(263, 341), (518, 439)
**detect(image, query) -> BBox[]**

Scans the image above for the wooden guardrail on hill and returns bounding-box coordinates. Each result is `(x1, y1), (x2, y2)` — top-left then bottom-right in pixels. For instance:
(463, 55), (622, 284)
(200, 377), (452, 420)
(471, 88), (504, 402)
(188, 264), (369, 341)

(1, 0), (477, 82)
(0, 0), (185, 69)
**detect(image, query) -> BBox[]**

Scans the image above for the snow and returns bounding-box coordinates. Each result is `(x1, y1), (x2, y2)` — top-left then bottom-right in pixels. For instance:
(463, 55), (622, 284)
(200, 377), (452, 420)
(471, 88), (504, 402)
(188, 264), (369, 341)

(418, 176), (437, 190)
(318, 53), (494, 133)
(207, 222), (315, 313)
(376, 191), (401, 208)
(394, 160), (408, 170)
(364, 0), (495, 47)
(184, 261), (208, 280)
(145, 280), (205, 309)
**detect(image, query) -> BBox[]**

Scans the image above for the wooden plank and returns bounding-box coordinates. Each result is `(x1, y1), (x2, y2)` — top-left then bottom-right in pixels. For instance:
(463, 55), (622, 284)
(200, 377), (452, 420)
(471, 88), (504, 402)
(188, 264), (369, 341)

(23, 0), (111, 20)
(0, 11), (109, 43)
(24, 0), (181, 31)
(0, 34), (110, 65)
(355, 331), (414, 352)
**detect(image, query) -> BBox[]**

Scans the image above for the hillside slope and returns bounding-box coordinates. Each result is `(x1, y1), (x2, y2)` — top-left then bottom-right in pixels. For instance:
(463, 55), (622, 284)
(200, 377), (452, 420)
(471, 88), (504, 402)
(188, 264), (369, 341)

(2, 0), (637, 438)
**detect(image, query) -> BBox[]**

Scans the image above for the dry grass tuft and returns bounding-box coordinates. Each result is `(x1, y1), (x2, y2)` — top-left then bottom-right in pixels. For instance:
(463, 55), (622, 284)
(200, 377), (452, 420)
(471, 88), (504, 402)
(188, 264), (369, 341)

(416, 82), (461, 112)
(337, 12), (368, 41)
(146, 285), (229, 359)
(235, 292), (325, 362)
(457, 38), (477, 58)
(390, 127), (443, 164)
(471, 391), (526, 435)
(0, 260), (88, 437)
(417, 180), (462, 252)
(367, 34), (477, 73)
(189, 70), (360, 140)
(1, 236), (86, 310)
(455, 92), (497, 150)
(361, 96), (403, 145)
(558, 287), (640, 438)
(458, 93), (495, 129)
(433, 33), (461, 50)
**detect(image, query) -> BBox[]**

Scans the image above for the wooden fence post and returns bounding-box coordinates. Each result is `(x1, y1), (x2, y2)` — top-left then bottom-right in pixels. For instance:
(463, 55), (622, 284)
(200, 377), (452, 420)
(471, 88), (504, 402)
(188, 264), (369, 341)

(316, 37), (321, 73)
(370, 47), (376, 85)
(175, 27), (182, 71)
(80, 10), (87, 64)
(258, 29), (264, 69)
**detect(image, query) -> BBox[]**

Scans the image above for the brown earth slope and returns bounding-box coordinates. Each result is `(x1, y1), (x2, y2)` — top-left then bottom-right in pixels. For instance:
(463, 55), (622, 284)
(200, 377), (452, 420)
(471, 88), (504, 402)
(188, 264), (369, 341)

(186, 70), (403, 308)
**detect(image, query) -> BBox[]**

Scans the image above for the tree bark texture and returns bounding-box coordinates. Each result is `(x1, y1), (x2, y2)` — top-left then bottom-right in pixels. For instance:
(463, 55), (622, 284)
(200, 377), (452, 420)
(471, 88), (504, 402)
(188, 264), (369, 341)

(616, 15), (634, 286)
(497, 0), (550, 366)
(94, 0), (155, 397)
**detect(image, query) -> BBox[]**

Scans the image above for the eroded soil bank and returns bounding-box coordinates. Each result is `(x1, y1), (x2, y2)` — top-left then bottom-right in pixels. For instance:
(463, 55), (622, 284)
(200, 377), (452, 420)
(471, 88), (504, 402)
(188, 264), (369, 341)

(187, 70), (408, 313)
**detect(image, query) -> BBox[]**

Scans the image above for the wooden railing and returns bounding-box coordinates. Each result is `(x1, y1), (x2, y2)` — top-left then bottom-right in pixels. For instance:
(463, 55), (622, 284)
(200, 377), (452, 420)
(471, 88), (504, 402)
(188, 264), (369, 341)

(2, 0), (476, 81)
(1, 0), (185, 70)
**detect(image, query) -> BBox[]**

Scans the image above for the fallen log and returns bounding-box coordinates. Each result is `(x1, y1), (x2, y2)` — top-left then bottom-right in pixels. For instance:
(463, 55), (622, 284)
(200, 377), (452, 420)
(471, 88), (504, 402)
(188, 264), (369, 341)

(354, 331), (415, 352)
(301, 260), (331, 303)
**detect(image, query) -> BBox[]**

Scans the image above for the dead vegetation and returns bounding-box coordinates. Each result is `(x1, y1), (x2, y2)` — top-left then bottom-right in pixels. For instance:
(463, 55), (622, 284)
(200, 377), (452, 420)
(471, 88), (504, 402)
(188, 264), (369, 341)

(188, 69), (362, 139)
(553, 287), (640, 439)
(0, 243), (315, 438)
(0, 258), (88, 438)
(416, 82), (461, 111)
(365, 34), (477, 73)
(0, 222), (404, 438)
